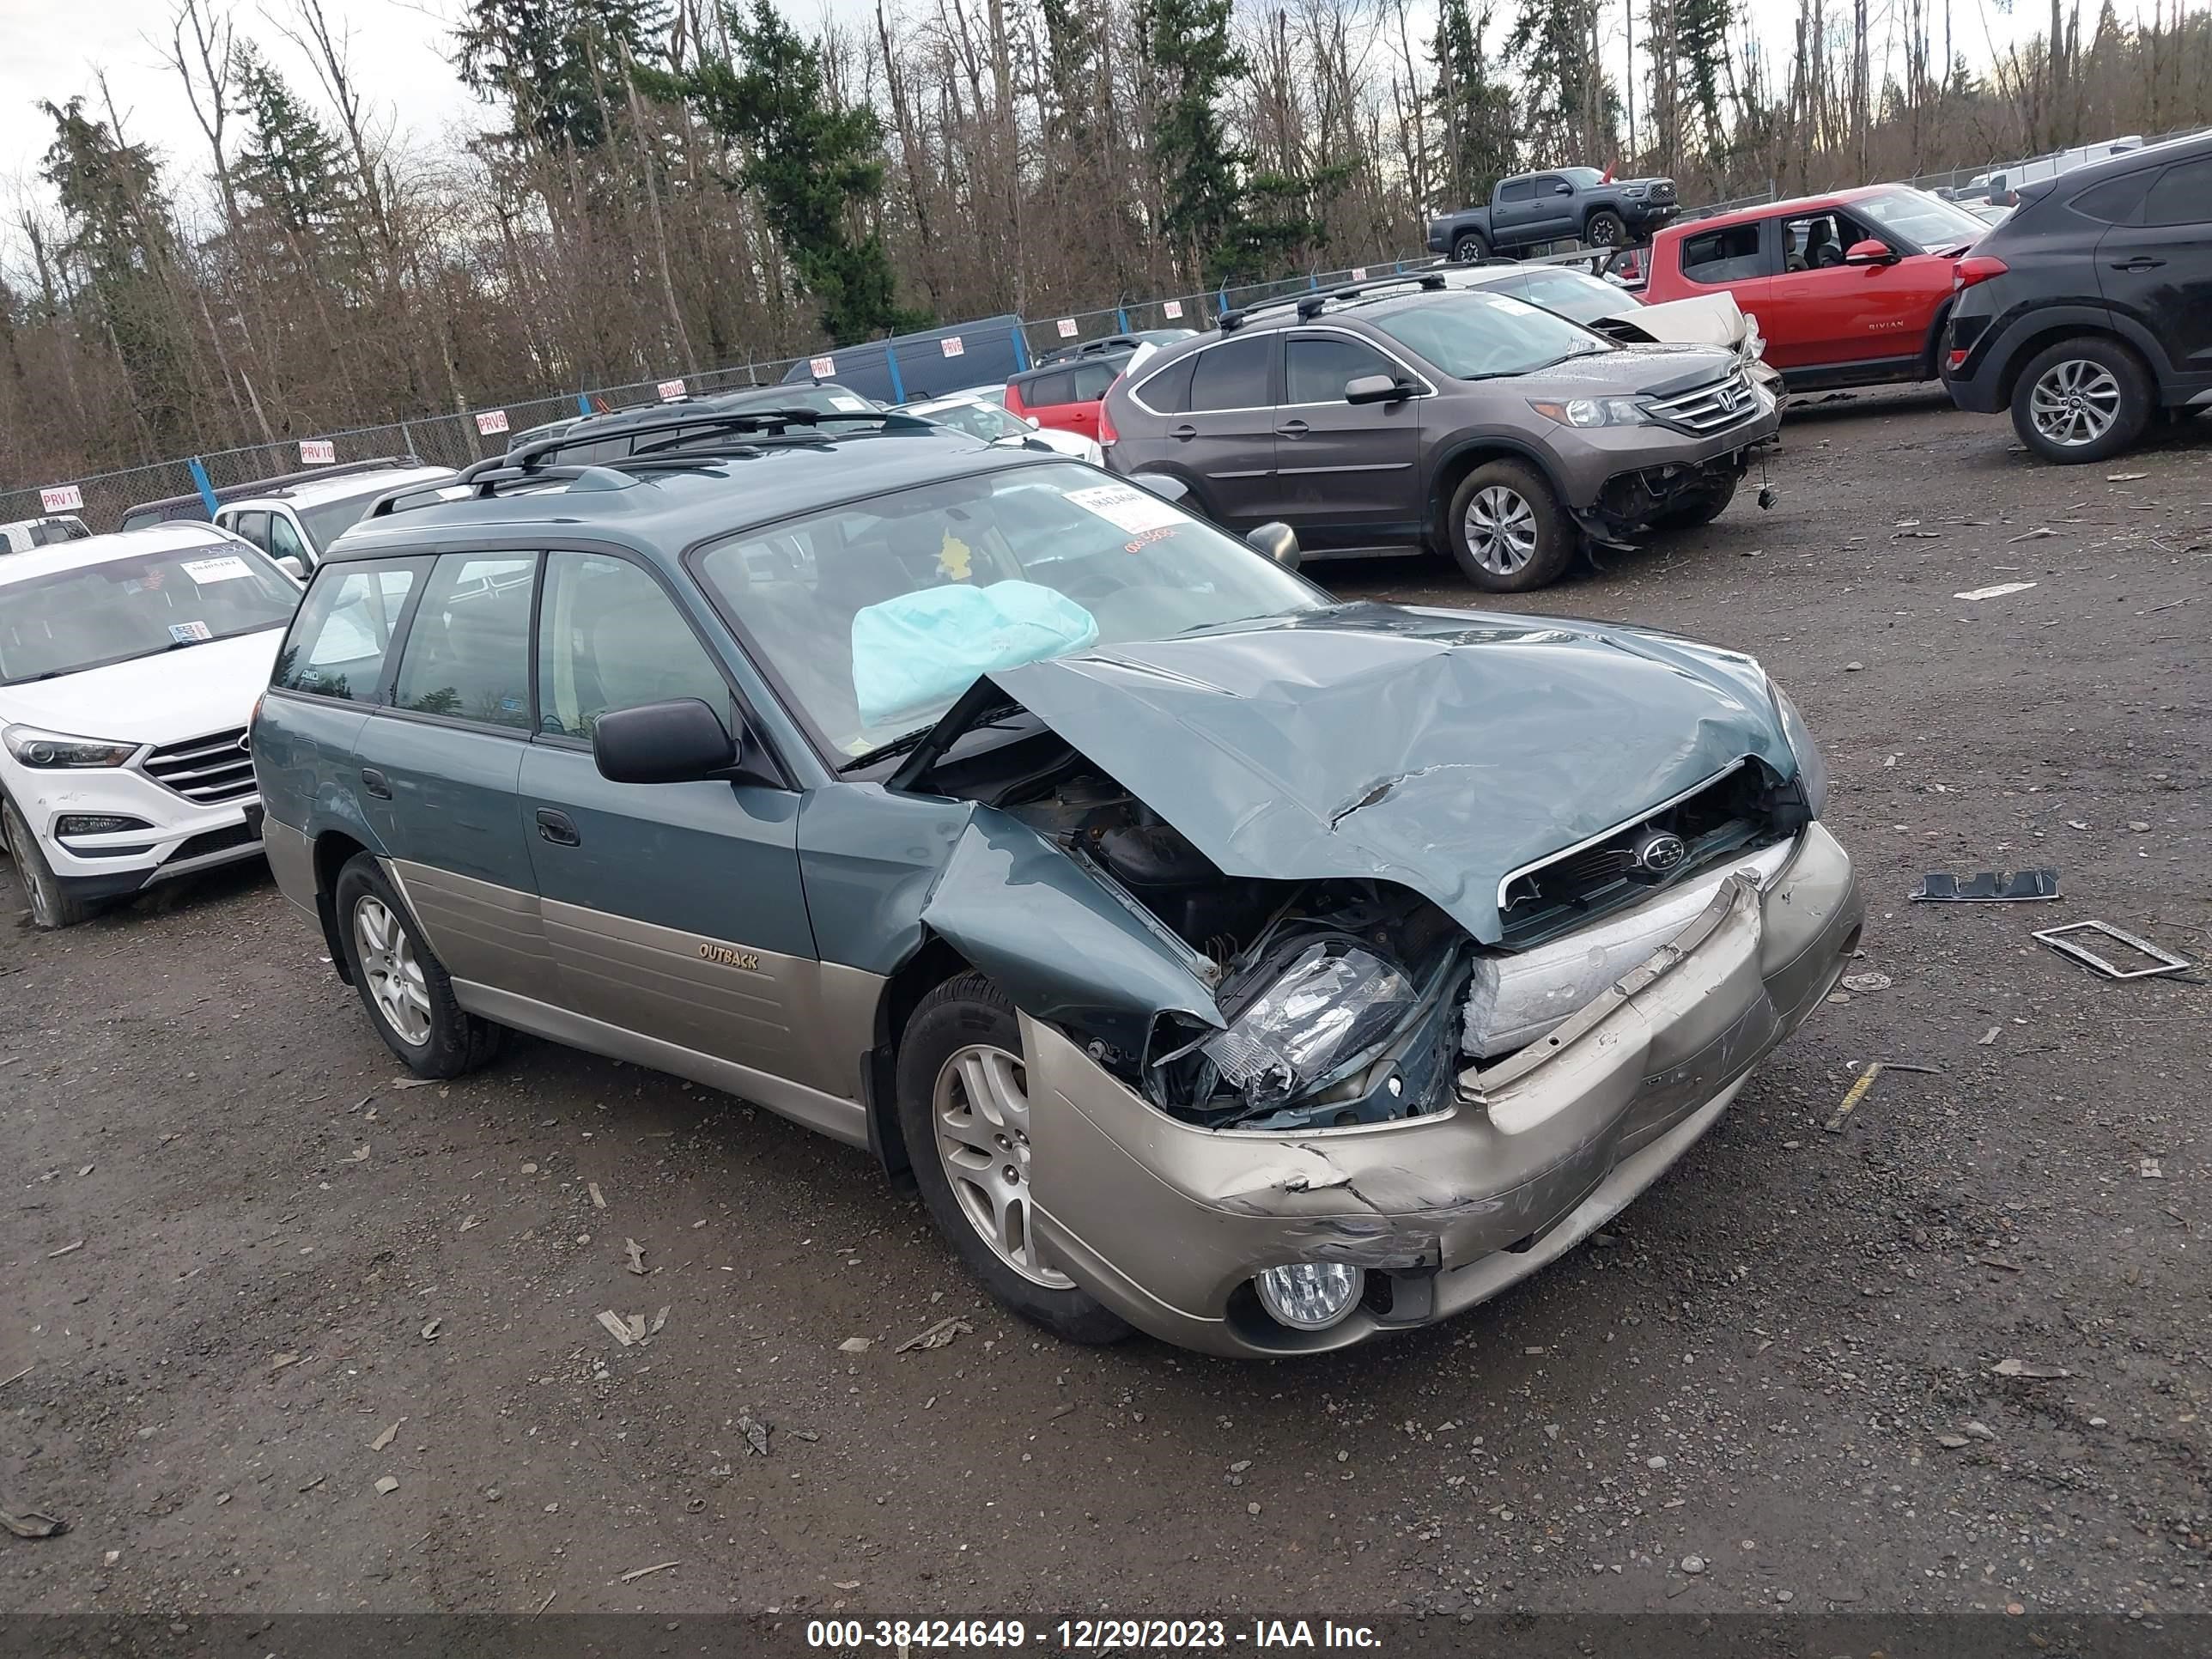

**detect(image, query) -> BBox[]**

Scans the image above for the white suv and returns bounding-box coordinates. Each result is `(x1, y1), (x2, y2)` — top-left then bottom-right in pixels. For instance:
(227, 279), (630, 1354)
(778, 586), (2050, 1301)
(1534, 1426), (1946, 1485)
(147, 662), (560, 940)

(216, 464), (459, 577)
(0, 524), (302, 927)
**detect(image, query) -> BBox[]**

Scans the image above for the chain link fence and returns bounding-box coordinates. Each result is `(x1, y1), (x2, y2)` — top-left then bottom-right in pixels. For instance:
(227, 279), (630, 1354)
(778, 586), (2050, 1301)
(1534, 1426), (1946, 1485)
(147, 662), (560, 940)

(3, 254), (1467, 535)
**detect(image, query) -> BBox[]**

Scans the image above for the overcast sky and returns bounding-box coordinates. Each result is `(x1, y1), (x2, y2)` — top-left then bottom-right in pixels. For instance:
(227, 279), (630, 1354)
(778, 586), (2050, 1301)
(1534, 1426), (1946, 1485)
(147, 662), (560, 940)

(0, 0), (2058, 203)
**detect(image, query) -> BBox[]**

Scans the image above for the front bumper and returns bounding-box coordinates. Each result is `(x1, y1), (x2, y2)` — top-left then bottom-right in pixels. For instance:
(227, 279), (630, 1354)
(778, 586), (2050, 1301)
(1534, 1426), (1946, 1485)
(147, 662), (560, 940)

(1025, 822), (1860, 1357)
(6, 763), (265, 900)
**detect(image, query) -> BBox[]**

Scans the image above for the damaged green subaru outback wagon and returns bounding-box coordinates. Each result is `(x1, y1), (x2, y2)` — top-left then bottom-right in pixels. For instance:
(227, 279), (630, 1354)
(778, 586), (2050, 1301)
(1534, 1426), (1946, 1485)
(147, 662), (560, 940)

(251, 407), (1862, 1357)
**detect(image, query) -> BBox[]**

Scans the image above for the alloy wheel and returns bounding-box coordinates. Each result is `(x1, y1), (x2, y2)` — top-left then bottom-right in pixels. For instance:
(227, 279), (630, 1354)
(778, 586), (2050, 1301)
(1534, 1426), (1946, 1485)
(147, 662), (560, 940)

(354, 895), (432, 1047)
(2028, 358), (2121, 448)
(4, 806), (58, 928)
(1464, 485), (1539, 575)
(932, 1042), (1070, 1289)
(1589, 218), (1621, 246)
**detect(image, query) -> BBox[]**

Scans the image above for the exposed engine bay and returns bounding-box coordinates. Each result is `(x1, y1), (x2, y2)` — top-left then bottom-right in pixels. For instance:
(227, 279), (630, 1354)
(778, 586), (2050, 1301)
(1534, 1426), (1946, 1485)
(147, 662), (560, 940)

(945, 736), (1798, 1134)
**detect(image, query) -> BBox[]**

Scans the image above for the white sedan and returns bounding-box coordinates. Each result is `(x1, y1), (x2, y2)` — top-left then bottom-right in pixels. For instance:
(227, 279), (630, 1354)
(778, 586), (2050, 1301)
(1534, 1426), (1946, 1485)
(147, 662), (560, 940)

(897, 392), (1104, 466)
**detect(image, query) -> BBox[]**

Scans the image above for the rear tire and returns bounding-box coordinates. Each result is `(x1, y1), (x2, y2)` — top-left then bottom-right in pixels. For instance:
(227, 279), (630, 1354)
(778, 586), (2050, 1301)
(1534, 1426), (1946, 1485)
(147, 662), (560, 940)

(333, 853), (501, 1077)
(2009, 336), (2154, 464)
(2, 799), (97, 929)
(1451, 230), (1491, 263)
(896, 973), (1129, 1346)
(1650, 474), (1738, 531)
(1586, 210), (1627, 247)
(1445, 460), (1577, 592)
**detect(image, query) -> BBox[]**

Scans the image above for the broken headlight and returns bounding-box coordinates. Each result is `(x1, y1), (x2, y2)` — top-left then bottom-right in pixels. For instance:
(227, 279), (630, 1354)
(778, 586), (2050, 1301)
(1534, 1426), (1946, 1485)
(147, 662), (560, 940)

(1201, 943), (1414, 1109)
(1769, 685), (1831, 817)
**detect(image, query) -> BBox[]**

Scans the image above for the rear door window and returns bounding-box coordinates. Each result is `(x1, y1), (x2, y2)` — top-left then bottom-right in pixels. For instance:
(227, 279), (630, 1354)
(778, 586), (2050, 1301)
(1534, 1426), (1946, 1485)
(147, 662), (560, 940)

(1188, 336), (1275, 410)
(392, 553), (540, 730)
(1069, 361), (1121, 401)
(1020, 369), (1076, 408)
(1680, 223), (1767, 283)
(2142, 158), (2212, 228)
(275, 557), (429, 702)
(1499, 179), (1535, 204)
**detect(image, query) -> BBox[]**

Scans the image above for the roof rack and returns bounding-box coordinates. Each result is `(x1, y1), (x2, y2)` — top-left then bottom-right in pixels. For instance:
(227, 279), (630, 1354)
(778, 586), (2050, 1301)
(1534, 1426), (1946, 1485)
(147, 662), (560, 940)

(361, 408), (938, 520)
(122, 453), (430, 517)
(1219, 271), (1449, 331)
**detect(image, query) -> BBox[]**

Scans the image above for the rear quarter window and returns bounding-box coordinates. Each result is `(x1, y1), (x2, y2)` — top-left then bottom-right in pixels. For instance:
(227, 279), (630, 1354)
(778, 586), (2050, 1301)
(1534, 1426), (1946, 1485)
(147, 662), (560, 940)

(1133, 353), (1198, 414)
(1018, 369), (1076, 407)
(274, 557), (429, 702)
(1679, 223), (1766, 283)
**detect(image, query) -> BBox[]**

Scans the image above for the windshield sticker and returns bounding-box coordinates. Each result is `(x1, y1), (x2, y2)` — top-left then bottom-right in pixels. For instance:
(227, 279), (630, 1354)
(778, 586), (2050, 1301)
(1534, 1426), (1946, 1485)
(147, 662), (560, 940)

(937, 532), (975, 582)
(168, 620), (213, 644)
(830, 393), (870, 412)
(1066, 483), (1186, 537)
(180, 555), (253, 585)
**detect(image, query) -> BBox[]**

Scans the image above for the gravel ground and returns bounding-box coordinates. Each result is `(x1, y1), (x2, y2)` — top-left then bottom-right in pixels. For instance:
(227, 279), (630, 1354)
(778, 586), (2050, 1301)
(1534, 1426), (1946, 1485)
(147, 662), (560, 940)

(3, 387), (2208, 1624)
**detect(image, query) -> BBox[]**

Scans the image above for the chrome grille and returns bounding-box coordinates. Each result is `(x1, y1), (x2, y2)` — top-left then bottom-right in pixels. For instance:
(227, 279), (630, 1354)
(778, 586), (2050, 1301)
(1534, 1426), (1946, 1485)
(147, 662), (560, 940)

(1644, 370), (1758, 434)
(143, 727), (257, 804)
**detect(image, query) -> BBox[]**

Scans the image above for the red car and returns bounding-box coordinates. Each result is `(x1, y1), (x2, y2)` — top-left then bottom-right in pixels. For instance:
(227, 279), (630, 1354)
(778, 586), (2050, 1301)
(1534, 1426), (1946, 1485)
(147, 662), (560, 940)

(1002, 355), (1127, 440)
(1640, 185), (1993, 391)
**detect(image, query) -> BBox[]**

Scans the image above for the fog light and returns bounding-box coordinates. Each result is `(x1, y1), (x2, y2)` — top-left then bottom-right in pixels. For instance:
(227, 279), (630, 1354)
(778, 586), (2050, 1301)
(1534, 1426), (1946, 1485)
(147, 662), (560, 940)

(1254, 1261), (1364, 1330)
(56, 814), (151, 837)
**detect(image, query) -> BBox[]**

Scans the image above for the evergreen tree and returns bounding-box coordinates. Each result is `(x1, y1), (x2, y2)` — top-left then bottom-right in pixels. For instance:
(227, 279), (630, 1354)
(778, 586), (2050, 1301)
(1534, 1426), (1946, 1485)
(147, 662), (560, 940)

(680, 0), (924, 345)
(1139, 0), (1249, 280)
(233, 42), (349, 234)
(40, 96), (194, 445)
(1431, 0), (1520, 204)
(455, 0), (668, 151)
(1507, 0), (1620, 162)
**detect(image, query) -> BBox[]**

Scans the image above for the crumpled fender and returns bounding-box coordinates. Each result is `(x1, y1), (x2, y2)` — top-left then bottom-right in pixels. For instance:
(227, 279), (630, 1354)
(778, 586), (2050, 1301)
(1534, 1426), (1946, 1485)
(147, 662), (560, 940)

(918, 805), (1224, 1057)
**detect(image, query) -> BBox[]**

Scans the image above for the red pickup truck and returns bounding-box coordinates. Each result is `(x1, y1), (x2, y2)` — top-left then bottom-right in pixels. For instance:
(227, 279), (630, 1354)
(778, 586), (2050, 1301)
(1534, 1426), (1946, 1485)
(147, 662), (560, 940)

(1639, 185), (1994, 391)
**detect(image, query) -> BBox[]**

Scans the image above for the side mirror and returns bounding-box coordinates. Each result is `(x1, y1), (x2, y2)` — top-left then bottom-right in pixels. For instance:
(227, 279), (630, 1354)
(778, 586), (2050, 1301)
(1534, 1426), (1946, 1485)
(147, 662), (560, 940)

(275, 556), (306, 581)
(1132, 472), (1194, 507)
(1844, 239), (1898, 266)
(1246, 522), (1301, 571)
(1344, 374), (1409, 405)
(1554, 181), (1574, 196)
(1025, 414), (1042, 428)
(592, 698), (738, 785)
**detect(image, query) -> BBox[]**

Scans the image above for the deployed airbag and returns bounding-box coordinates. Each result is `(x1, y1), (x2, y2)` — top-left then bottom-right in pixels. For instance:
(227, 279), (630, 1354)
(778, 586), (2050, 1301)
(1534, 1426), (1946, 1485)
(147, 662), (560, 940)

(852, 580), (1097, 728)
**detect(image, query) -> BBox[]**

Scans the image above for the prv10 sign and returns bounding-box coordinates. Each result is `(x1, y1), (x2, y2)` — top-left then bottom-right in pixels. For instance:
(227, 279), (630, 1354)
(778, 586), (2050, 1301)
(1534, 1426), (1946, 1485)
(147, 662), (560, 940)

(300, 439), (336, 465)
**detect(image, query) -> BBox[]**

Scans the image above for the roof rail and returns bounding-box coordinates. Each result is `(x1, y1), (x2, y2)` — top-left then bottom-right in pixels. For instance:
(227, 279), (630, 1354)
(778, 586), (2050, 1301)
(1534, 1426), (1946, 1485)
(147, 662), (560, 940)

(501, 405), (933, 472)
(1222, 271), (1450, 331)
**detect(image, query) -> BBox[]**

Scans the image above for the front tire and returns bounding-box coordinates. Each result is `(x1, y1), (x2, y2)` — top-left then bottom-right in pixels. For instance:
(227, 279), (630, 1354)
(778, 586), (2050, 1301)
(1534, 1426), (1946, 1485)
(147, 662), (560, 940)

(895, 973), (1128, 1345)
(2, 799), (97, 929)
(1451, 230), (1491, 263)
(333, 853), (500, 1077)
(1586, 210), (1627, 247)
(1650, 473), (1738, 531)
(2010, 336), (2153, 464)
(1446, 459), (1577, 592)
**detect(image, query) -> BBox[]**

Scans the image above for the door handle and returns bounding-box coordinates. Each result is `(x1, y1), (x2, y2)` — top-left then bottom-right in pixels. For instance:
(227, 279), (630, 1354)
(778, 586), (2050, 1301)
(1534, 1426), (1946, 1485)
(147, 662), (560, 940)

(2111, 256), (2165, 271)
(535, 808), (580, 847)
(1276, 420), (1310, 438)
(1170, 423), (1196, 442)
(359, 767), (392, 800)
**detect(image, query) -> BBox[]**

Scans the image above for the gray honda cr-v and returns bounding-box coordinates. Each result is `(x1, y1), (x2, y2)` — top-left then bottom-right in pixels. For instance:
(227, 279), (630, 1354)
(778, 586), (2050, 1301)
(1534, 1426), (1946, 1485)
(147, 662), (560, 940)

(1102, 274), (1779, 591)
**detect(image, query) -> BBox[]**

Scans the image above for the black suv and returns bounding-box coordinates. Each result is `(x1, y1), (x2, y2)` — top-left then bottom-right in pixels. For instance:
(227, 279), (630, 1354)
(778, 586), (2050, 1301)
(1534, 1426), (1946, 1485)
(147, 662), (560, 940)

(1943, 132), (2212, 463)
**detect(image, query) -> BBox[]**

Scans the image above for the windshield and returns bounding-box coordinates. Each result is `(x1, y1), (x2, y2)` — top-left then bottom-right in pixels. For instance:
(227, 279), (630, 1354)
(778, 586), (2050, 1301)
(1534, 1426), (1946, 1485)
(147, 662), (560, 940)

(0, 544), (297, 684)
(695, 461), (1323, 758)
(1856, 188), (1990, 249)
(1372, 290), (1610, 379)
(917, 400), (1027, 442)
(1514, 268), (1634, 324)
(1559, 166), (1606, 186)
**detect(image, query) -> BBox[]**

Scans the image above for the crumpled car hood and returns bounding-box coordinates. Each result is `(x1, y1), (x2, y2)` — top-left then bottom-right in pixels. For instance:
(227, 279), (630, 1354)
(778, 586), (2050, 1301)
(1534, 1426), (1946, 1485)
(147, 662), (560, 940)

(968, 602), (1797, 945)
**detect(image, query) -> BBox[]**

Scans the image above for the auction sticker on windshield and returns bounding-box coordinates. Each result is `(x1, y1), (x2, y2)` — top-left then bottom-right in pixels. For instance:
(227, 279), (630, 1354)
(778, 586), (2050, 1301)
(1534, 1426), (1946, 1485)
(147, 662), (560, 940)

(1066, 483), (1186, 537)
(180, 556), (253, 585)
(168, 620), (212, 644)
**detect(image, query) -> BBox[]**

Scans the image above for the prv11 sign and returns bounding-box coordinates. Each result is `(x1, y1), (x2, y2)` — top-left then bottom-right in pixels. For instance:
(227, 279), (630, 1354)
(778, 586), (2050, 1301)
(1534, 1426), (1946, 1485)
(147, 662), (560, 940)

(657, 379), (687, 402)
(300, 439), (336, 465)
(475, 409), (510, 436)
(40, 483), (83, 514)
